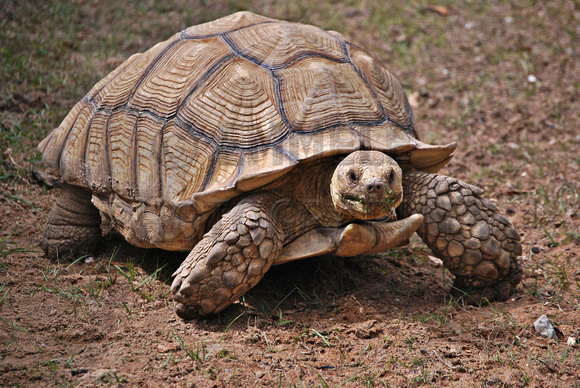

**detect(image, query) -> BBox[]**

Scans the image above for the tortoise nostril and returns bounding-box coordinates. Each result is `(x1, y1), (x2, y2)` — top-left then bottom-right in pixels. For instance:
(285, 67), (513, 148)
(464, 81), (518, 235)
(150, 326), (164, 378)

(365, 180), (386, 194)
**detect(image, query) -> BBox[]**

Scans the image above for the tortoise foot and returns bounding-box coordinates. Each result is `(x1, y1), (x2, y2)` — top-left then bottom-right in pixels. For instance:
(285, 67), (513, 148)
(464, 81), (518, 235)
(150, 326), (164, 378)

(40, 183), (102, 260)
(450, 276), (516, 304)
(399, 171), (523, 300)
(171, 196), (284, 316)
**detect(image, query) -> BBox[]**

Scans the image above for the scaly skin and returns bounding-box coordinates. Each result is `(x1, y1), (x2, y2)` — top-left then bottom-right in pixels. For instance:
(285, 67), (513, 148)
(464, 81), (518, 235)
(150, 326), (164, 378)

(40, 183), (102, 260)
(397, 171), (522, 303)
(171, 196), (284, 317)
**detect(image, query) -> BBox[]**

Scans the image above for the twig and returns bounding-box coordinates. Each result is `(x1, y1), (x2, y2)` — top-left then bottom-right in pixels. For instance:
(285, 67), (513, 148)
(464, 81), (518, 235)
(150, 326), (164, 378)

(433, 350), (460, 370)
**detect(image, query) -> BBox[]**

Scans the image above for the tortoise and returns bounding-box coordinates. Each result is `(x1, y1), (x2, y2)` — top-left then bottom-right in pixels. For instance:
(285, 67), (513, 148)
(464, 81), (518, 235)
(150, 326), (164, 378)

(38, 11), (522, 317)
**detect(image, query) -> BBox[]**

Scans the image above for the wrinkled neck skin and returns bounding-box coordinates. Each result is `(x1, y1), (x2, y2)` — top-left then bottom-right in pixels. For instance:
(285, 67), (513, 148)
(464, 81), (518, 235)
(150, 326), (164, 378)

(204, 158), (350, 244)
(262, 158), (355, 243)
(284, 158), (355, 225)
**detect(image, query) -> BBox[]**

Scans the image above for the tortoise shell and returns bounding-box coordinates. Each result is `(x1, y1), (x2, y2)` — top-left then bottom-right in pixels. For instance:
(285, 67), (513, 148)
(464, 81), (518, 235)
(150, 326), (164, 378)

(38, 11), (455, 251)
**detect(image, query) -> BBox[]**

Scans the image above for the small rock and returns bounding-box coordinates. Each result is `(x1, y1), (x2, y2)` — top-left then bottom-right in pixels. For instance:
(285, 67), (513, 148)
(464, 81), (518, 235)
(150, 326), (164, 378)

(71, 368), (89, 376)
(533, 315), (559, 340)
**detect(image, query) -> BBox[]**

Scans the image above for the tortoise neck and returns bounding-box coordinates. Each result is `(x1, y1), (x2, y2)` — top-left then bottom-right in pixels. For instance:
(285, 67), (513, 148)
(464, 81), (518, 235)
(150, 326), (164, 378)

(208, 157), (352, 243)
(280, 157), (353, 228)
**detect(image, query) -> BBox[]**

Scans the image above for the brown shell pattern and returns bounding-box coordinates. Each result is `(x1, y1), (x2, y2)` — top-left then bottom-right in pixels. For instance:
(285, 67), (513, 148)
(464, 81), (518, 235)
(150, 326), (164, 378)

(38, 12), (455, 250)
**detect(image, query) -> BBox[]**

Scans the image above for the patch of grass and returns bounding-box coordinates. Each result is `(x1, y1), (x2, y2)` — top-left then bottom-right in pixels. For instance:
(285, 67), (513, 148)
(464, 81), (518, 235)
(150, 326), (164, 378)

(0, 282), (9, 308)
(173, 311), (243, 364)
(0, 232), (36, 258)
(100, 369), (128, 384)
(311, 328), (331, 347)
(0, 315), (27, 346)
(410, 296), (461, 328)
(525, 180), (579, 242)
(37, 283), (87, 305)
(483, 302), (528, 346)
(33, 248), (167, 313)
(40, 358), (77, 388)
(527, 250), (580, 305)
(114, 259), (168, 298)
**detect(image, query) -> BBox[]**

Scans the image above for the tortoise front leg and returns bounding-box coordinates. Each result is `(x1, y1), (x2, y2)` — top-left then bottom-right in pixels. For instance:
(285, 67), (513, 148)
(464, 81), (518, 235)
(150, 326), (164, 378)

(40, 183), (102, 260)
(397, 171), (523, 302)
(171, 196), (284, 317)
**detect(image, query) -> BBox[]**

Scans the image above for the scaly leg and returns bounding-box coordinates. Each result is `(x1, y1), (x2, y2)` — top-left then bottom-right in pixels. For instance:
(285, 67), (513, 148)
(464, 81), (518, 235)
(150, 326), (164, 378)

(398, 171), (522, 302)
(171, 196), (284, 317)
(40, 183), (102, 260)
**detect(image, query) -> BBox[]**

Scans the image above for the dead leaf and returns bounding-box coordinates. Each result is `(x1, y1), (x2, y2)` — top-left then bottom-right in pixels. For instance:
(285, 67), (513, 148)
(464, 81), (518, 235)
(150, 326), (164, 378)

(428, 255), (443, 266)
(408, 91), (420, 109)
(157, 344), (179, 353)
(426, 5), (450, 16)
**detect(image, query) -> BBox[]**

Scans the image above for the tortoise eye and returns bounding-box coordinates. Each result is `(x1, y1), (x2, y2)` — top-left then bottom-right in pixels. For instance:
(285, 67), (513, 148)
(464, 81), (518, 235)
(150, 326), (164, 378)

(349, 170), (358, 183)
(388, 170), (395, 184)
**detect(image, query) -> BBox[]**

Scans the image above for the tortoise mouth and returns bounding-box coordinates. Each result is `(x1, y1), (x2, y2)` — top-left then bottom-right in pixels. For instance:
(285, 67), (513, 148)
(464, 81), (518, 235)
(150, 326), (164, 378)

(337, 192), (402, 220)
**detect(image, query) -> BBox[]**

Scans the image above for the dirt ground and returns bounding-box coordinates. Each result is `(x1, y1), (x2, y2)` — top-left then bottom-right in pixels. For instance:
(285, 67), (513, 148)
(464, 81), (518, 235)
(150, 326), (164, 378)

(1, 0), (578, 386)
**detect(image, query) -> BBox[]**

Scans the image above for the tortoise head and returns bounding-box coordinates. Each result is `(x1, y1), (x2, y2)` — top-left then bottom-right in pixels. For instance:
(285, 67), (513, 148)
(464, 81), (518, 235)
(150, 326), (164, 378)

(331, 151), (403, 220)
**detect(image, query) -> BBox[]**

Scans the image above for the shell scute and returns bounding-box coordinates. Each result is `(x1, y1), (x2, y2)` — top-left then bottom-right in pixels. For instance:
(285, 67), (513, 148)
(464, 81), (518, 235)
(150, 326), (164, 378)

(162, 122), (217, 202)
(225, 22), (346, 68)
(128, 37), (233, 118)
(93, 38), (177, 110)
(177, 57), (286, 148)
(349, 45), (414, 132)
(85, 110), (111, 193)
(134, 114), (164, 201)
(203, 149), (242, 192)
(279, 128), (361, 161)
(108, 110), (138, 198)
(181, 11), (274, 38)
(60, 103), (95, 186)
(277, 58), (384, 132)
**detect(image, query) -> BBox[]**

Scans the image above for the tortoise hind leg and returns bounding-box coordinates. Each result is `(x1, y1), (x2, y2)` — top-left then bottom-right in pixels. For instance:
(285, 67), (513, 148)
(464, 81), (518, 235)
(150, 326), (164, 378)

(40, 183), (102, 260)
(171, 195), (284, 317)
(397, 171), (523, 303)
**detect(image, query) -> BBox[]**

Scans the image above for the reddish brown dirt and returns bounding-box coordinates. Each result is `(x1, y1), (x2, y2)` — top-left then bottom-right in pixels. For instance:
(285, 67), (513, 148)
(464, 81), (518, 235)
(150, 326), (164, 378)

(1, 1), (578, 386)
